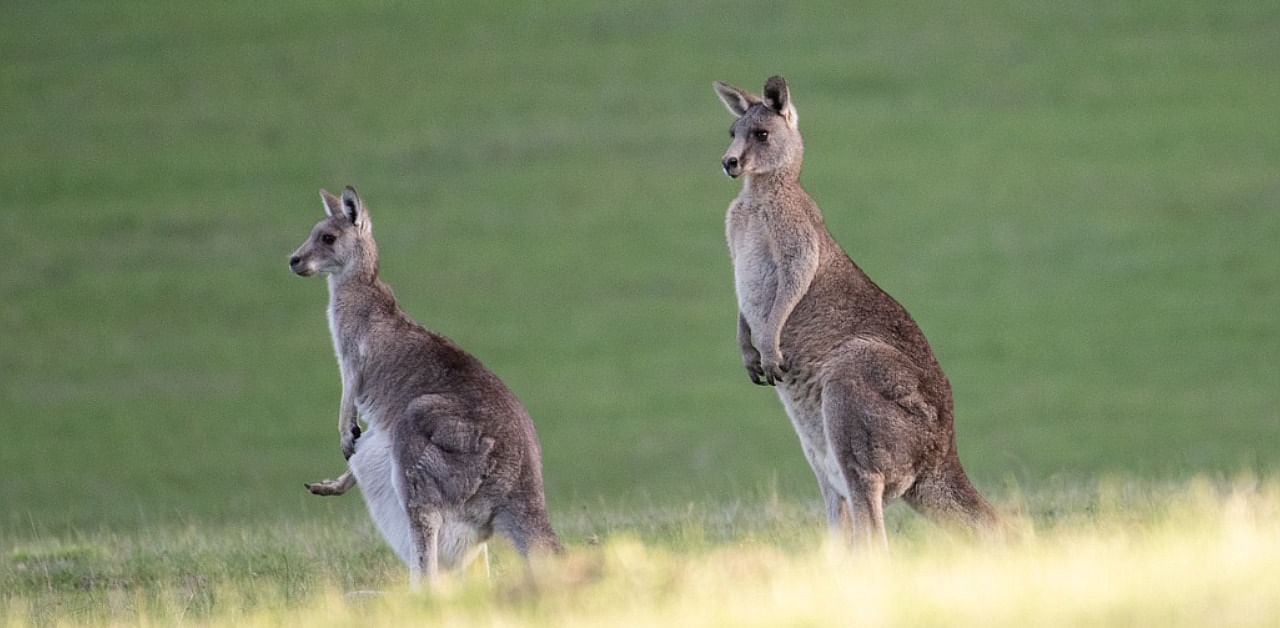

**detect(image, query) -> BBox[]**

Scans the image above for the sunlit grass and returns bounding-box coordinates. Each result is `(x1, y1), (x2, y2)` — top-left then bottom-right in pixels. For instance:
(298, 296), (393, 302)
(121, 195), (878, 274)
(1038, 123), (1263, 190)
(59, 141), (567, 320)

(4, 478), (1277, 626)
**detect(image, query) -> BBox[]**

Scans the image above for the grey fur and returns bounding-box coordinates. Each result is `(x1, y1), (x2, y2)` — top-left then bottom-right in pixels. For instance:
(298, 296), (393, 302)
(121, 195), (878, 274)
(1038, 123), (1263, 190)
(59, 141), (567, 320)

(290, 186), (561, 587)
(715, 76), (1001, 548)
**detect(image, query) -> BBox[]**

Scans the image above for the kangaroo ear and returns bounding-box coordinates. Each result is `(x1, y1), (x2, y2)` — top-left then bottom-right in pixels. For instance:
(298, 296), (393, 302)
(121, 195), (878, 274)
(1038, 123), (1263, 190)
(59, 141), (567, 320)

(763, 75), (797, 127)
(713, 81), (759, 117)
(340, 185), (369, 230)
(321, 189), (343, 219)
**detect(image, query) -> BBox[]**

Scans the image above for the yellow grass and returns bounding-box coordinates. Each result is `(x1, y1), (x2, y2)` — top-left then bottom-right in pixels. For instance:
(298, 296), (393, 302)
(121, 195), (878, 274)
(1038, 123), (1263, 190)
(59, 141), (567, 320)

(5, 479), (1278, 627)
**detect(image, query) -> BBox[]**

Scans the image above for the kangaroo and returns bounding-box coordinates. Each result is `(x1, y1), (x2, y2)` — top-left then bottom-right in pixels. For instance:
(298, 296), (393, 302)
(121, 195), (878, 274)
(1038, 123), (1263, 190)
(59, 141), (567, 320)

(289, 186), (561, 587)
(713, 76), (1001, 548)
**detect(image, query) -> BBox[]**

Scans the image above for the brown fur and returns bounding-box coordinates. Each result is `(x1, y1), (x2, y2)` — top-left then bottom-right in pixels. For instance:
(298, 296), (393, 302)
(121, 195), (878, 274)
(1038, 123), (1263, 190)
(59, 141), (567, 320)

(715, 77), (1001, 548)
(290, 187), (560, 587)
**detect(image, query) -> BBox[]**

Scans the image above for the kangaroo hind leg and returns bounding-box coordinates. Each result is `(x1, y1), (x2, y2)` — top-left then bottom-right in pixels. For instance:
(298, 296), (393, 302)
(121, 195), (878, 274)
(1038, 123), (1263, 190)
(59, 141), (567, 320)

(821, 376), (903, 552)
(407, 503), (442, 590)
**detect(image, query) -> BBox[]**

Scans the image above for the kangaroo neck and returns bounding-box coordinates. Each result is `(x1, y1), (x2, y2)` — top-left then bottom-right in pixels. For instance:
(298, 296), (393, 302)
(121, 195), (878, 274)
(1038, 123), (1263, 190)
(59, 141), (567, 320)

(743, 167), (802, 198)
(739, 169), (820, 218)
(326, 263), (395, 335)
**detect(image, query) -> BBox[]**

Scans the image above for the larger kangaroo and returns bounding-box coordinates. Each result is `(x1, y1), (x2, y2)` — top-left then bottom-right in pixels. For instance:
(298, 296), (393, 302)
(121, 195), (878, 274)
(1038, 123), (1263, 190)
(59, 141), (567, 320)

(714, 76), (1000, 547)
(289, 187), (561, 586)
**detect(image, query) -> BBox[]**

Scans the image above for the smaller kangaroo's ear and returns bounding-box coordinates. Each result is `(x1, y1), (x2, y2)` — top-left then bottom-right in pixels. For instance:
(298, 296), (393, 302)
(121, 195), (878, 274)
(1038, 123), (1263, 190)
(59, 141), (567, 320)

(763, 75), (797, 127)
(713, 81), (759, 117)
(321, 189), (343, 219)
(340, 185), (369, 230)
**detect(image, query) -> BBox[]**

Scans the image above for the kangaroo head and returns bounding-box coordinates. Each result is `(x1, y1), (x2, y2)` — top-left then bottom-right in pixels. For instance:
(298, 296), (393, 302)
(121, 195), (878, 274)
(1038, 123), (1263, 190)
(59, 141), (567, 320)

(713, 75), (802, 179)
(289, 186), (376, 278)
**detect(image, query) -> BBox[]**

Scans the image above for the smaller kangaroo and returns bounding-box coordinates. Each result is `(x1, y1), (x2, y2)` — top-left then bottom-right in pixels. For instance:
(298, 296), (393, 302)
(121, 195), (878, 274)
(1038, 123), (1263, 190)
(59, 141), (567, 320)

(714, 76), (1001, 548)
(289, 186), (561, 587)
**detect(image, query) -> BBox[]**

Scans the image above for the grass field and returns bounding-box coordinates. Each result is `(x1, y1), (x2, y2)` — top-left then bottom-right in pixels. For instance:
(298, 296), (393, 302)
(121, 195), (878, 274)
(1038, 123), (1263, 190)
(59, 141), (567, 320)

(3, 0), (1279, 624)
(4, 479), (1278, 626)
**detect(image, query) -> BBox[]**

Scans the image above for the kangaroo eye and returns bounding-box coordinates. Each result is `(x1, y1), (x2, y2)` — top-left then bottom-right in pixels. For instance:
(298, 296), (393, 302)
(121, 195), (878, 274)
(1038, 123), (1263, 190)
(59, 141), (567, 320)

(729, 128), (736, 138)
(753, 130), (769, 142)
(321, 234), (336, 245)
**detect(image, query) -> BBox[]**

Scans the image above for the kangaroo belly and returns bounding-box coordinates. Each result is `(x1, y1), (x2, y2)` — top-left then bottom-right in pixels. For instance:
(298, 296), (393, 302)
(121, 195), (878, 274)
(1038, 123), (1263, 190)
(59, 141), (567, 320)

(349, 427), (488, 570)
(348, 428), (414, 565)
(776, 382), (848, 499)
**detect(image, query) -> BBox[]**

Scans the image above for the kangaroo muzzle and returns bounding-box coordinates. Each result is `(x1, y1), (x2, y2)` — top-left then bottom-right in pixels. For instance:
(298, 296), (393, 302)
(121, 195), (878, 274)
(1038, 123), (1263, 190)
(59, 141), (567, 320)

(289, 253), (313, 276)
(722, 154), (743, 178)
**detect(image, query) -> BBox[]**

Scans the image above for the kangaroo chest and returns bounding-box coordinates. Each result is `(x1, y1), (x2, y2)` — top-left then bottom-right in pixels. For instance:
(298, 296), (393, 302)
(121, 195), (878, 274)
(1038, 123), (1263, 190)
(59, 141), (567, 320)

(328, 301), (385, 424)
(726, 204), (778, 334)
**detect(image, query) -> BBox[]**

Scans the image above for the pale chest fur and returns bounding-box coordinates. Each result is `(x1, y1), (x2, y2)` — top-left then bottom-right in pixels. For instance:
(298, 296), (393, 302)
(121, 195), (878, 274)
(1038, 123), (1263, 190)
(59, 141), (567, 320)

(327, 301), (357, 375)
(725, 198), (778, 336)
(327, 294), (376, 418)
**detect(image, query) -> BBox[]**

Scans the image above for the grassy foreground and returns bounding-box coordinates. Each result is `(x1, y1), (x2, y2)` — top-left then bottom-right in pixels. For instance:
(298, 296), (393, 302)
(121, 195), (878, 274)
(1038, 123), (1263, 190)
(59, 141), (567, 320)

(4, 0), (1279, 530)
(5, 478), (1278, 626)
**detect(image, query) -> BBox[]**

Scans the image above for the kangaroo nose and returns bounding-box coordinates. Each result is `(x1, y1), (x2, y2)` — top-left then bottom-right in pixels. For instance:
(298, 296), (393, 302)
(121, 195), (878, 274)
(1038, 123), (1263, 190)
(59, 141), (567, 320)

(722, 156), (741, 178)
(289, 255), (301, 267)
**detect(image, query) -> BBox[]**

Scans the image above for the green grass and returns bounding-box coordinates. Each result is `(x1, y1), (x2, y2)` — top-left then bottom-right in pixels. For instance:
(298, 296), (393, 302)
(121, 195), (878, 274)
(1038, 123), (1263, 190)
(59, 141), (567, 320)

(5, 0), (1277, 532)
(7, 2), (1278, 622)
(3, 4), (1280, 621)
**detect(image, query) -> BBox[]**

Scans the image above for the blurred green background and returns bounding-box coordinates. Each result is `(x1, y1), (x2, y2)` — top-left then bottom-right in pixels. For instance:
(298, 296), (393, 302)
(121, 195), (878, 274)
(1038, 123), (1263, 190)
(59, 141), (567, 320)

(3, 0), (1277, 532)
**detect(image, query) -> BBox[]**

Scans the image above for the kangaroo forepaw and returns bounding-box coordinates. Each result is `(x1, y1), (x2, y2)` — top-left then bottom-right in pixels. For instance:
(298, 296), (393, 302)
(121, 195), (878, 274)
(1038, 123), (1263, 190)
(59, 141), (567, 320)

(742, 349), (771, 386)
(760, 354), (788, 386)
(305, 478), (349, 496)
(341, 425), (361, 460)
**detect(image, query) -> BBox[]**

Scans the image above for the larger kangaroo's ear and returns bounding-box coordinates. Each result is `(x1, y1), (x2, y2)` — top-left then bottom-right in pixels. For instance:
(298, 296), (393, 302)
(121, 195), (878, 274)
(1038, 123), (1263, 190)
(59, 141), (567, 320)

(321, 189), (343, 219)
(713, 81), (759, 117)
(763, 75), (797, 127)
(340, 186), (370, 231)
